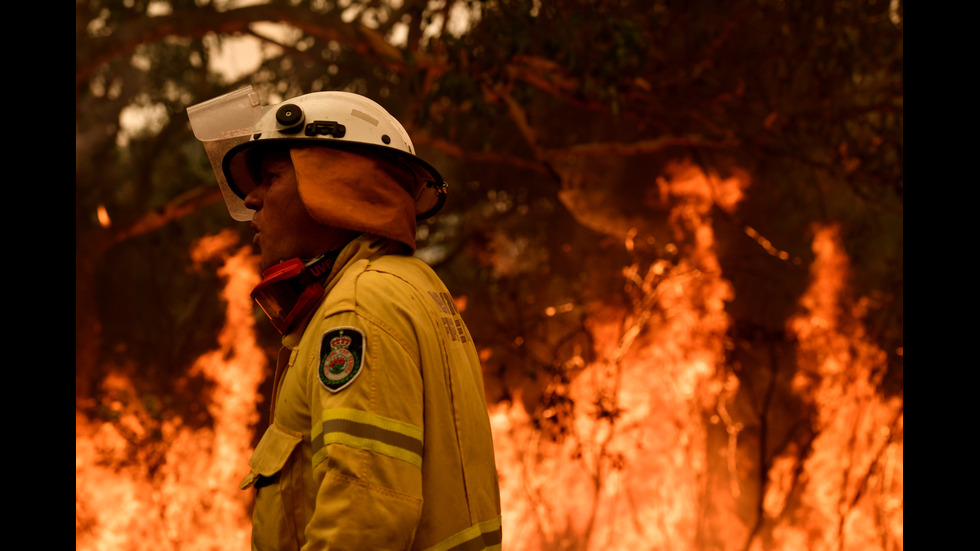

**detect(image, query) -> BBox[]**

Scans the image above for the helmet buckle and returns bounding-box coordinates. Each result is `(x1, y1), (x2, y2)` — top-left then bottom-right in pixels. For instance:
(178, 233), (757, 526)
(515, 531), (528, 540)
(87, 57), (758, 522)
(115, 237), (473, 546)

(304, 120), (347, 138)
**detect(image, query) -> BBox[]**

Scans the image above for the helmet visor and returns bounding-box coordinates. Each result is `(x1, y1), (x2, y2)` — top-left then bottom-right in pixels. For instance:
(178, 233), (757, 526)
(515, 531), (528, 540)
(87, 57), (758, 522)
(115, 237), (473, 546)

(187, 86), (269, 221)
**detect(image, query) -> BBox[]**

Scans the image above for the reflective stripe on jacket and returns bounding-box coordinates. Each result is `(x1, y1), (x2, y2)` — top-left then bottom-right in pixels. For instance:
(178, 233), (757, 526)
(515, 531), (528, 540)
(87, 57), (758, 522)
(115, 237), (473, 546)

(241, 235), (502, 550)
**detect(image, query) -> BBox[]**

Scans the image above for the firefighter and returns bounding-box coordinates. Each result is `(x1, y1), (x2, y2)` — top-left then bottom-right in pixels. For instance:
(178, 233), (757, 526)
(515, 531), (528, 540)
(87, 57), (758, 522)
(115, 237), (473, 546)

(188, 88), (502, 550)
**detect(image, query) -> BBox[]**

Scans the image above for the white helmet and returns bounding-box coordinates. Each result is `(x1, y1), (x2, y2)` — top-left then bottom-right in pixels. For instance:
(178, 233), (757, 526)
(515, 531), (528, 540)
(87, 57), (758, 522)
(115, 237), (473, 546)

(187, 86), (447, 221)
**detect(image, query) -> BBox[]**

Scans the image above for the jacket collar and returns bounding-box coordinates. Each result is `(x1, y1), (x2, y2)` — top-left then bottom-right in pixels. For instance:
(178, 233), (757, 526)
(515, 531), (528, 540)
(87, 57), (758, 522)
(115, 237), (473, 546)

(281, 234), (400, 346)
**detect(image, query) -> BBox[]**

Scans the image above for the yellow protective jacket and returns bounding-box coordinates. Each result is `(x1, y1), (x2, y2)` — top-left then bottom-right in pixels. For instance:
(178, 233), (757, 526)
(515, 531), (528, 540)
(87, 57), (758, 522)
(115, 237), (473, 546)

(240, 235), (502, 550)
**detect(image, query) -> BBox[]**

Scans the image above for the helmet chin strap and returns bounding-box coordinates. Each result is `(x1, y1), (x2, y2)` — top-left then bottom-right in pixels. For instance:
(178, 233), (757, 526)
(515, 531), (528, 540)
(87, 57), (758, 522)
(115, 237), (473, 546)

(250, 249), (342, 335)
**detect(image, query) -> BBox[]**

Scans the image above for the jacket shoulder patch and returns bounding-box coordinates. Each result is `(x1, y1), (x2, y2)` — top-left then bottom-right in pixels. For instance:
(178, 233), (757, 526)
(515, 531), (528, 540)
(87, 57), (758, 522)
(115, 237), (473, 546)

(317, 327), (365, 393)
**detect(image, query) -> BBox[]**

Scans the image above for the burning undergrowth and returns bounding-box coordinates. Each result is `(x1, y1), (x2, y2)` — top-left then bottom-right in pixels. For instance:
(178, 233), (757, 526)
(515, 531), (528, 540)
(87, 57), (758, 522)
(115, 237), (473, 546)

(76, 230), (265, 551)
(76, 163), (901, 550)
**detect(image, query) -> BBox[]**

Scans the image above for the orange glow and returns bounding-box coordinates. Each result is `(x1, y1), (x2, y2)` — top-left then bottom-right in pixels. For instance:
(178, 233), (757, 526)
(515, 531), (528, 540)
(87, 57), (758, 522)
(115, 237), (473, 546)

(97, 204), (111, 228)
(76, 229), (265, 550)
(761, 225), (903, 550)
(490, 160), (744, 549)
(488, 164), (902, 550)
(76, 167), (902, 549)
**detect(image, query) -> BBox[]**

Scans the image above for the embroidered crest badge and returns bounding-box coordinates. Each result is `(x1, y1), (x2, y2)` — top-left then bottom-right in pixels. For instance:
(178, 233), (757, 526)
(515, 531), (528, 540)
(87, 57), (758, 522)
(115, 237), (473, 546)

(317, 327), (365, 393)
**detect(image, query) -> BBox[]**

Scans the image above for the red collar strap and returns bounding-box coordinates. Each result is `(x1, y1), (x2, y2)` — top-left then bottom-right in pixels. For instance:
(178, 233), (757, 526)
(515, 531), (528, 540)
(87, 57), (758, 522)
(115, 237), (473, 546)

(250, 252), (338, 335)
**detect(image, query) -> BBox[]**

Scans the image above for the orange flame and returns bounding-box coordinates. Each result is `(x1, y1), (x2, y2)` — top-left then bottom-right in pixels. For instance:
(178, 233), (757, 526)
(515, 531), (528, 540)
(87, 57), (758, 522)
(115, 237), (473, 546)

(76, 229), (265, 550)
(489, 163), (902, 550)
(759, 225), (903, 550)
(490, 160), (745, 549)
(76, 167), (902, 550)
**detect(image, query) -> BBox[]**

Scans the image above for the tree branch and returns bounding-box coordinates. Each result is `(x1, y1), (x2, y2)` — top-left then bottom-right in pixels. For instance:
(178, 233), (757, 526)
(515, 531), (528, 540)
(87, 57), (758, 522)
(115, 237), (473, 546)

(76, 4), (418, 90)
(111, 185), (224, 245)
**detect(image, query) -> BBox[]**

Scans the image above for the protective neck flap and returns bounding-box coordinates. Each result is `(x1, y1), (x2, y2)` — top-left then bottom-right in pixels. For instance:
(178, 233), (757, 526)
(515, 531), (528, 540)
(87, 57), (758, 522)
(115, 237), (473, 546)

(290, 147), (418, 252)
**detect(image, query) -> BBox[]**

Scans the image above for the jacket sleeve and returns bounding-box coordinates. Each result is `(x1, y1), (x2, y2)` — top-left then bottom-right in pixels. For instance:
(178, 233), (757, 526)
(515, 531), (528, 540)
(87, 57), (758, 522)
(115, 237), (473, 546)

(300, 309), (425, 550)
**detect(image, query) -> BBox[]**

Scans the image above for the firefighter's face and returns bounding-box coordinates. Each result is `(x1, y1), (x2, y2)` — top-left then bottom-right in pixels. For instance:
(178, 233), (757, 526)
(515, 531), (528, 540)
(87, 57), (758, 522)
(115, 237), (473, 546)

(243, 150), (354, 272)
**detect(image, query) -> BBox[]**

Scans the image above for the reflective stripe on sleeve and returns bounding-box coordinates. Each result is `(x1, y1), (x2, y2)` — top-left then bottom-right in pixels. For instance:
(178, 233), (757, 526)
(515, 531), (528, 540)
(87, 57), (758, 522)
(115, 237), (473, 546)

(423, 517), (502, 551)
(312, 408), (423, 468)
